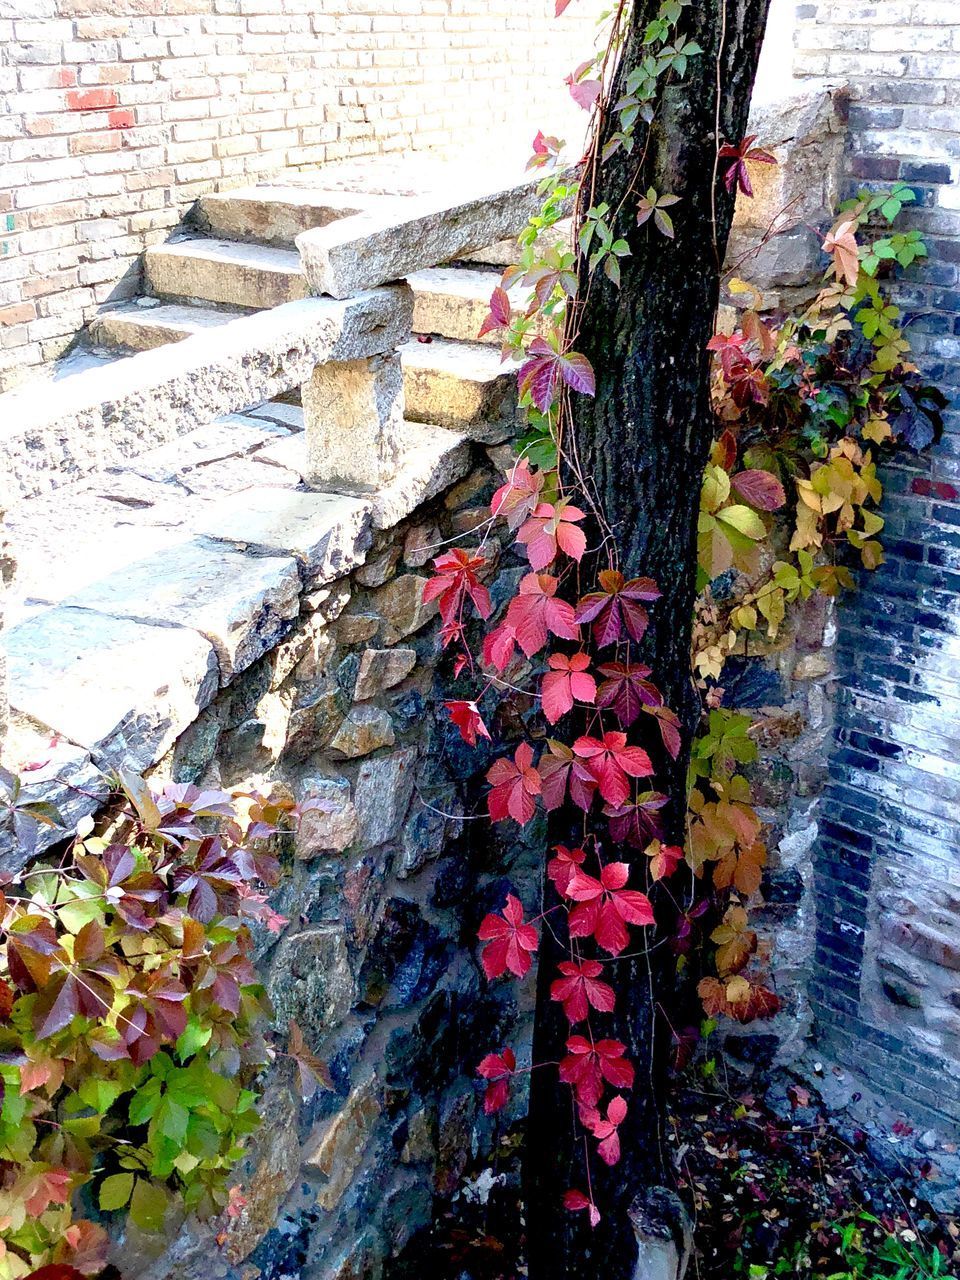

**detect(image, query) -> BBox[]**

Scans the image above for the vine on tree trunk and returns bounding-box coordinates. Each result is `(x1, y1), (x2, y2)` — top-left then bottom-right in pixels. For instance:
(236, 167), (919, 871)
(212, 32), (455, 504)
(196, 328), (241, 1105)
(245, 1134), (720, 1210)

(424, 0), (943, 1236)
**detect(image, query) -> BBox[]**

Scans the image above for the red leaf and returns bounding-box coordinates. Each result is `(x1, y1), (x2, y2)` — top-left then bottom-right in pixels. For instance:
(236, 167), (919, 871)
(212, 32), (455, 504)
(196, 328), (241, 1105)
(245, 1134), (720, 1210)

(547, 844), (585, 895)
(478, 285), (513, 339)
(550, 959), (616, 1023)
(575, 570), (660, 647)
(730, 469), (786, 511)
(27, 1268), (86, 1280)
(478, 894), (538, 979)
(486, 742), (542, 826)
(564, 1189), (601, 1228)
(505, 572), (579, 658)
(491, 458), (543, 530)
(445, 700), (491, 747)
(482, 621), (518, 672)
(647, 841), (683, 882)
(595, 661), (659, 726)
(517, 501), (586, 570)
(541, 652), (596, 725)
(572, 732), (653, 807)
(559, 1036), (633, 1106)
(566, 73), (601, 111)
(566, 861), (655, 955)
(555, 0), (573, 14)
(477, 1046), (516, 1114)
(423, 548), (492, 626)
(517, 339), (596, 412)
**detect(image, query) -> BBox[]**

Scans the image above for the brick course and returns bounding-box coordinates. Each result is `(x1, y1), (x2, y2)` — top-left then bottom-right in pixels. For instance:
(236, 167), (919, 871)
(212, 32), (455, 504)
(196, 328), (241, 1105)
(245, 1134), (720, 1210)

(0, 0), (598, 388)
(793, 1), (960, 1126)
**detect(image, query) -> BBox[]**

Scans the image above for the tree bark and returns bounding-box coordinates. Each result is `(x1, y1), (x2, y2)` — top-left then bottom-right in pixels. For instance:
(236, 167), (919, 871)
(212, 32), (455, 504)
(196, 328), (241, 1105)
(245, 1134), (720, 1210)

(525, 3), (771, 1277)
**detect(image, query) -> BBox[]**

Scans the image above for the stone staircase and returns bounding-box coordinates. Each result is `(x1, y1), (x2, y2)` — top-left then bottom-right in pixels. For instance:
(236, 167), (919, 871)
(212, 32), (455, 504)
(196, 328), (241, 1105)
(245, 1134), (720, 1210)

(0, 164), (547, 864)
(86, 184), (524, 433)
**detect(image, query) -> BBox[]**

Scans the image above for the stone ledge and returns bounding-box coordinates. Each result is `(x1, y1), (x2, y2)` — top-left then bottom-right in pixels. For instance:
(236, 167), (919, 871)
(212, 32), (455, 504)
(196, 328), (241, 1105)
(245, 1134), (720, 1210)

(0, 288), (413, 502)
(297, 173), (561, 299)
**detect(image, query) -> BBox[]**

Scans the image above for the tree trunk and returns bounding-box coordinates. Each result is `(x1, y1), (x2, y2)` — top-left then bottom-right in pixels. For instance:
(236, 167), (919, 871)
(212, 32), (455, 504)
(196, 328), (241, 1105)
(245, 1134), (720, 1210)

(525, 3), (771, 1277)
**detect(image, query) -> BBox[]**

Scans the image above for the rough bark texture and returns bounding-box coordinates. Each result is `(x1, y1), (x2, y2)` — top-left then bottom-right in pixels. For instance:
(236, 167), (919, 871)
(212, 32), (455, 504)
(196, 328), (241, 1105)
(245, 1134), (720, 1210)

(525, 3), (772, 1276)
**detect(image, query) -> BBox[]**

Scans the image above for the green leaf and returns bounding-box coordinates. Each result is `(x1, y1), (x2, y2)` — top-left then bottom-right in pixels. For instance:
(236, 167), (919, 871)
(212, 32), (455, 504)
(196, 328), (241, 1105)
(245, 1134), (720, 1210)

(155, 1095), (190, 1143)
(130, 1177), (168, 1233)
(176, 1017), (213, 1062)
(716, 504), (766, 540)
(129, 1076), (162, 1126)
(79, 1077), (126, 1114)
(99, 1171), (134, 1212)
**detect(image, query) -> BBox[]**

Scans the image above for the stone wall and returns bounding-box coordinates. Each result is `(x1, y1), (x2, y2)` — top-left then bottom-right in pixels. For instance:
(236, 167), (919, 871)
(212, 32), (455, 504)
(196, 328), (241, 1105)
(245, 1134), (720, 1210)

(0, 0), (598, 389)
(790, 2), (960, 1129)
(129, 447), (534, 1280)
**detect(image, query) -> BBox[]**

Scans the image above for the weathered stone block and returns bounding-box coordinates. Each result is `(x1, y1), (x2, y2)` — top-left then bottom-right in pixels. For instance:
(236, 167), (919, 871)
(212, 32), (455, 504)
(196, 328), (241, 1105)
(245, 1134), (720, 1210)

(295, 774), (359, 857)
(303, 352), (405, 493)
(368, 574), (436, 645)
(329, 706), (396, 758)
(195, 488), (373, 587)
(268, 925), (355, 1044)
(353, 648), (416, 700)
(297, 174), (553, 298)
(353, 748), (417, 847)
(303, 1071), (382, 1211)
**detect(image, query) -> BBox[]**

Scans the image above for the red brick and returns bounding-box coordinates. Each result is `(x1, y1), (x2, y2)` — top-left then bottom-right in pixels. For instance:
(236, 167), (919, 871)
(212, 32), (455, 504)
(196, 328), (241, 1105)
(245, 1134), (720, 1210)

(56, 68), (77, 88)
(107, 109), (135, 129)
(65, 87), (119, 112)
(0, 303), (38, 326)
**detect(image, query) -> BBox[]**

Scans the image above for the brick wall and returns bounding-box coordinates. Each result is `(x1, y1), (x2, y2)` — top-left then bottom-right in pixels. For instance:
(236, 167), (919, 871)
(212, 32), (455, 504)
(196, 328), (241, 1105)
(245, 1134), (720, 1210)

(793, 2), (960, 1128)
(0, 0), (597, 390)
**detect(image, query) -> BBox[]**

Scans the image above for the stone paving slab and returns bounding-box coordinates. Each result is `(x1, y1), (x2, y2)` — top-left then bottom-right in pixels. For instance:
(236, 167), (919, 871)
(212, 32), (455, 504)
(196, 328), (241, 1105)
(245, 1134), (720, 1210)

(64, 539), (302, 685)
(193, 488), (373, 586)
(399, 337), (520, 432)
(196, 186), (388, 246)
(0, 288), (412, 501)
(4, 605), (219, 772)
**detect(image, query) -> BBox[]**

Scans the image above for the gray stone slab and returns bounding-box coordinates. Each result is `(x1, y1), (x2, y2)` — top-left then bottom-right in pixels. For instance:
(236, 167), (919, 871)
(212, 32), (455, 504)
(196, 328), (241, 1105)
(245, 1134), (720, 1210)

(195, 487), (373, 587)
(124, 415), (290, 484)
(400, 337), (520, 432)
(63, 539), (301, 684)
(0, 288), (413, 501)
(145, 237), (309, 308)
(4, 472), (207, 620)
(5, 606), (218, 772)
(0, 718), (110, 873)
(90, 301), (241, 353)
(197, 186), (385, 246)
(296, 174), (552, 299)
(371, 422), (472, 530)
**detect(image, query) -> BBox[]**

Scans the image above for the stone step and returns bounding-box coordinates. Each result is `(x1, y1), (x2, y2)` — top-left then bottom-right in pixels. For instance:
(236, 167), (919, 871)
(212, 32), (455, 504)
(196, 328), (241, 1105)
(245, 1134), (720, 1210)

(196, 185), (388, 247)
(89, 300), (241, 351)
(400, 337), (519, 433)
(144, 237), (309, 309)
(408, 266), (523, 345)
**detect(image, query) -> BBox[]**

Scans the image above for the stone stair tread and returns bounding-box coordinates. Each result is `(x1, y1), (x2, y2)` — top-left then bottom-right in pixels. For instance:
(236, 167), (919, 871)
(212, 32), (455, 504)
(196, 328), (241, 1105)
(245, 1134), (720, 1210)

(144, 237), (308, 308)
(91, 300), (243, 351)
(197, 185), (391, 245)
(399, 336), (520, 433)
(400, 335), (520, 379)
(409, 265), (515, 345)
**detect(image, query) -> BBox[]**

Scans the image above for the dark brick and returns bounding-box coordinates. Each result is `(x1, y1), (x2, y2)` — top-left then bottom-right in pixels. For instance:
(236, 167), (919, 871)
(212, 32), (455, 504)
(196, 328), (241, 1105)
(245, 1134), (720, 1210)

(849, 105), (904, 130)
(901, 161), (953, 185)
(850, 155), (901, 182)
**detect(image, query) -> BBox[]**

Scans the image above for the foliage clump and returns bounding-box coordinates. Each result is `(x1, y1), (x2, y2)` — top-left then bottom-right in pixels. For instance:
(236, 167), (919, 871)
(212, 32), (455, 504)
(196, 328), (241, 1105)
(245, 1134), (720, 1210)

(0, 771), (327, 1279)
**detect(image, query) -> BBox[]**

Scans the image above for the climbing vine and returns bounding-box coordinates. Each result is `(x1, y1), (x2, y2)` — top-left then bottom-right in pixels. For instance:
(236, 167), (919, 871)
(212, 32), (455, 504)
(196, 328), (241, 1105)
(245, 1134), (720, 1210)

(425, 0), (944, 1231)
(0, 771), (329, 1278)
